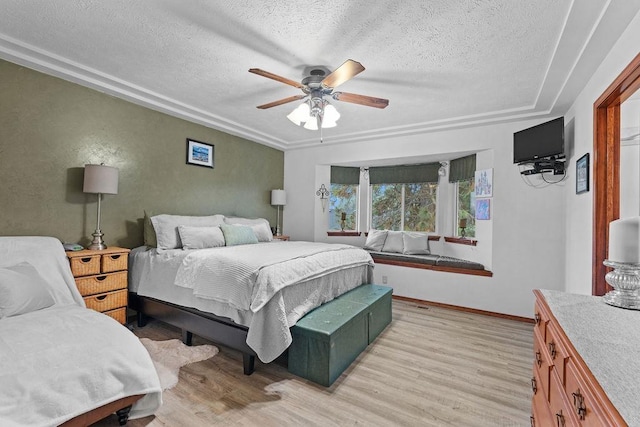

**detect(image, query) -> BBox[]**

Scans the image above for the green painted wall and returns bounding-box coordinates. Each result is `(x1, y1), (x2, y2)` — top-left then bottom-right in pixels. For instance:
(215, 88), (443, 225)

(0, 59), (284, 248)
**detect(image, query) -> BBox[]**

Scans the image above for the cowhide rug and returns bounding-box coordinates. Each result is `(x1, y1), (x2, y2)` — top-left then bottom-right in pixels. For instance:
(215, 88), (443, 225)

(140, 338), (219, 390)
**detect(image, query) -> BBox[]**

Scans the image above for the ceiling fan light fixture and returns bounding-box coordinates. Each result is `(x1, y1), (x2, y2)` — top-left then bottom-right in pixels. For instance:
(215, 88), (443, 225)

(324, 103), (340, 122)
(287, 102), (311, 126)
(303, 119), (318, 130)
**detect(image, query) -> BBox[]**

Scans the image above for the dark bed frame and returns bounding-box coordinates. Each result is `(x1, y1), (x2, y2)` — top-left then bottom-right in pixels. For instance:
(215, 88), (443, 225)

(130, 292), (258, 375)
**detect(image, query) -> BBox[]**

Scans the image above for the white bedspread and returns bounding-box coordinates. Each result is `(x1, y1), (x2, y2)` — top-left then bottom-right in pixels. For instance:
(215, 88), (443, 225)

(0, 305), (162, 427)
(174, 241), (372, 312)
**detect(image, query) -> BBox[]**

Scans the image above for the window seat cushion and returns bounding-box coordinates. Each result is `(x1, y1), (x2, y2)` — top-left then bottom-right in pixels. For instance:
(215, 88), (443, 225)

(367, 250), (489, 275)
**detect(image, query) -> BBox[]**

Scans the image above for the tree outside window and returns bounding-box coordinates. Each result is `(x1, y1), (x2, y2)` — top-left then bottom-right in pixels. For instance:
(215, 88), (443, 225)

(371, 182), (437, 232)
(456, 178), (475, 237)
(329, 184), (358, 230)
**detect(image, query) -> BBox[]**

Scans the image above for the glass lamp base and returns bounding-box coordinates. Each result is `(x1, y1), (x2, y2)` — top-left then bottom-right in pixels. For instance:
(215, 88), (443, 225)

(87, 230), (107, 250)
(603, 260), (640, 310)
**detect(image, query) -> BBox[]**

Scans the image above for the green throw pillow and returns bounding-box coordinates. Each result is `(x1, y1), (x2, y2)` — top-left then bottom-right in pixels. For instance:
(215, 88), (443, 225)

(220, 224), (258, 246)
(143, 210), (157, 248)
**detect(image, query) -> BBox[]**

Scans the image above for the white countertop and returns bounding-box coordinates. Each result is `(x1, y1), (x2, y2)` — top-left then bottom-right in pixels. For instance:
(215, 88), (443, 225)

(540, 289), (640, 425)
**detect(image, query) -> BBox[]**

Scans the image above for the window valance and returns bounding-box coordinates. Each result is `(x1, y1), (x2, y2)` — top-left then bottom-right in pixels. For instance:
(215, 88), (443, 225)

(330, 166), (360, 185)
(369, 163), (440, 184)
(449, 154), (476, 183)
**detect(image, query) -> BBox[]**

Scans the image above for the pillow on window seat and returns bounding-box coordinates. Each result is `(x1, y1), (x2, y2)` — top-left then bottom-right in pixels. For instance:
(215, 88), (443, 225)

(381, 230), (404, 253)
(0, 262), (55, 318)
(402, 232), (430, 255)
(364, 230), (388, 251)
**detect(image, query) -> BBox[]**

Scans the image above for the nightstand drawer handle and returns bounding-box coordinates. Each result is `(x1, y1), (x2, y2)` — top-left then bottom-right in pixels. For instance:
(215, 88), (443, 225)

(81, 257), (92, 263)
(110, 254), (121, 260)
(96, 275), (107, 281)
(96, 295), (107, 301)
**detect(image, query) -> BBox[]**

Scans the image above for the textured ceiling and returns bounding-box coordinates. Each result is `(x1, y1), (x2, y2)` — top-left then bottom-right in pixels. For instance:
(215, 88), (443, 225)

(0, 1), (638, 150)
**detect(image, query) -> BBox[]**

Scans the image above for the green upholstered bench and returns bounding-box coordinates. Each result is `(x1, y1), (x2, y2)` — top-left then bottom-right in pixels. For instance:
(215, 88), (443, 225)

(288, 284), (392, 386)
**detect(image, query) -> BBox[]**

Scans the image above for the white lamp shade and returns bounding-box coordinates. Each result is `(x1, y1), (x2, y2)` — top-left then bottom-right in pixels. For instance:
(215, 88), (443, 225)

(324, 103), (340, 122)
(287, 103), (311, 126)
(271, 189), (286, 206)
(83, 164), (119, 194)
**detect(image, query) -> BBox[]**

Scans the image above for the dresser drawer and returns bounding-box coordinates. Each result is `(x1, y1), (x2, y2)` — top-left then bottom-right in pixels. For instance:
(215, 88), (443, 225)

(533, 326), (551, 399)
(564, 358), (613, 426)
(101, 252), (128, 273)
(69, 255), (101, 276)
(104, 307), (127, 324)
(84, 289), (127, 312)
(533, 299), (549, 341)
(531, 361), (553, 426)
(75, 271), (127, 296)
(546, 321), (570, 385)
(549, 367), (579, 427)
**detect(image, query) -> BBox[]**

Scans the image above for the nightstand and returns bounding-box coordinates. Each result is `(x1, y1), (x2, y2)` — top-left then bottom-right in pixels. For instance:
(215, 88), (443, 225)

(273, 235), (290, 241)
(66, 247), (130, 324)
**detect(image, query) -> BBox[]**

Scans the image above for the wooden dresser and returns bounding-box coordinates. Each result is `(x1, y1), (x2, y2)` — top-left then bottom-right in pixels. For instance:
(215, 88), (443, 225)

(532, 289), (635, 426)
(66, 247), (130, 325)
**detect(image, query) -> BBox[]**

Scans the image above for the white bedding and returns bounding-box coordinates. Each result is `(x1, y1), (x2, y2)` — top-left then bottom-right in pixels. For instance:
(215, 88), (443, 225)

(0, 236), (162, 426)
(131, 242), (373, 362)
(0, 306), (162, 427)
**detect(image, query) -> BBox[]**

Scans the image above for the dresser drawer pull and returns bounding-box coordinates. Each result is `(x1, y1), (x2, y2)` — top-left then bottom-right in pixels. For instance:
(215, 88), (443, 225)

(555, 410), (565, 427)
(96, 275), (107, 281)
(548, 341), (557, 359)
(531, 377), (537, 394)
(96, 295), (107, 301)
(81, 257), (92, 263)
(535, 351), (542, 367)
(530, 415), (535, 427)
(110, 254), (121, 260)
(572, 390), (587, 420)
(534, 312), (541, 325)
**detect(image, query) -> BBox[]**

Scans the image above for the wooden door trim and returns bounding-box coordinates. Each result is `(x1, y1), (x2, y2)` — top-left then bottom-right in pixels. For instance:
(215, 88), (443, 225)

(593, 52), (640, 295)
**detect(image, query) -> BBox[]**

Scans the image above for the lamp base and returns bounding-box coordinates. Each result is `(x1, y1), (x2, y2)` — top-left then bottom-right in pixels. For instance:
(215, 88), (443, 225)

(87, 230), (107, 250)
(603, 260), (640, 310)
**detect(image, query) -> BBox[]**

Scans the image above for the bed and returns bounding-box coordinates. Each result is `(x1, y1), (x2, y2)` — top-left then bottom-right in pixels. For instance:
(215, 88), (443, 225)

(129, 230), (374, 374)
(0, 236), (162, 427)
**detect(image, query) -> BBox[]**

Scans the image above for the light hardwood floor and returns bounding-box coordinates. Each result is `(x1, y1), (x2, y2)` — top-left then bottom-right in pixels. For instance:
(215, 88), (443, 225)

(95, 300), (534, 426)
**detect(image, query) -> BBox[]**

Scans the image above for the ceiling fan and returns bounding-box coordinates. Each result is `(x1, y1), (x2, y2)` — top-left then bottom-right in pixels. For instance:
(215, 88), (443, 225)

(249, 59), (389, 131)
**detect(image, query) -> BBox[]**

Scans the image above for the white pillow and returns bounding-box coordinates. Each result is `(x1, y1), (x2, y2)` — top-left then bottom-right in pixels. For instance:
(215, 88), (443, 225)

(178, 226), (226, 250)
(381, 231), (404, 253)
(224, 217), (273, 242)
(151, 214), (225, 249)
(364, 230), (388, 251)
(402, 232), (430, 255)
(0, 262), (55, 318)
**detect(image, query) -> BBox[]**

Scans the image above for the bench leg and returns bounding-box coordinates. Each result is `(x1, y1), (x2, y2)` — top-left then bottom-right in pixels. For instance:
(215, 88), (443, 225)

(181, 329), (193, 346)
(243, 353), (255, 375)
(137, 311), (147, 327)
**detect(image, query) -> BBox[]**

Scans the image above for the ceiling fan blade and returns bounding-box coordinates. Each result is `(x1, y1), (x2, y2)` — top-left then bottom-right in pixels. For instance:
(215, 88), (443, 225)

(333, 91), (389, 109)
(256, 95), (306, 109)
(249, 68), (303, 89)
(321, 59), (365, 89)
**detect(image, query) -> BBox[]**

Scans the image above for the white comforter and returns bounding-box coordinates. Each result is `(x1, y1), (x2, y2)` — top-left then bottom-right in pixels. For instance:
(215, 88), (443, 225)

(174, 241), (373, 312)
(0, 305), (162, 427)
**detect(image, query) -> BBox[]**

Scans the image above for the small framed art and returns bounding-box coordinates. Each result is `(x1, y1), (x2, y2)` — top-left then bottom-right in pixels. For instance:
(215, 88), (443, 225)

(186, 138), (214, 168)
(475, 168), (493, 198)
(476, 199), (491, 220)
(576, 153), (589, 194)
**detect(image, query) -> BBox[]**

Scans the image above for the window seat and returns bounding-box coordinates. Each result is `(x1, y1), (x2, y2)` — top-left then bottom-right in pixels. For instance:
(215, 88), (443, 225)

(367, 251), (493, 277)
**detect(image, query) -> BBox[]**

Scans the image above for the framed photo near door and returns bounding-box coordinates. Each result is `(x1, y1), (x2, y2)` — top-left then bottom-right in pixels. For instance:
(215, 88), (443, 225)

(576, 153), (589, 194)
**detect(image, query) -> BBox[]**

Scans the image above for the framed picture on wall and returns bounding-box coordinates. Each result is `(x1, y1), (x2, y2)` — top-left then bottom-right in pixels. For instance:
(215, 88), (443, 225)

(186, 138), (214, 168)
(474, 168), (493, 198)
(576, 153), (589, 194)
(476, 199), (491, 220)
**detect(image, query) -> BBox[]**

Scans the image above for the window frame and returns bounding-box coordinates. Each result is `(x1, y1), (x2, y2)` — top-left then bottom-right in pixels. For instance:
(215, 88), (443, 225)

(368, 181), (440, 233)
(328, 183), (360, 231)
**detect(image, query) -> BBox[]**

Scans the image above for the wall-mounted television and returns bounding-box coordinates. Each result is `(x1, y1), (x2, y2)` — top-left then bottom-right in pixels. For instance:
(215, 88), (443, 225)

(513, 117), (565, 164)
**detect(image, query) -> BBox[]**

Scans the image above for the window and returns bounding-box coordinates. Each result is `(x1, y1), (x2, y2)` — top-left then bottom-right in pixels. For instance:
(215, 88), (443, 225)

(329, 183), (358, 230)
(371, 182), (438, 232)
(456, 178), (475, 237)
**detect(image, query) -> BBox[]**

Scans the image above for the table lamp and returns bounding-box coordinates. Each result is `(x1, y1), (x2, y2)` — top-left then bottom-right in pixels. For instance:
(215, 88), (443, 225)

(271, 189), (286, 236)
(83, 164), (119, 250)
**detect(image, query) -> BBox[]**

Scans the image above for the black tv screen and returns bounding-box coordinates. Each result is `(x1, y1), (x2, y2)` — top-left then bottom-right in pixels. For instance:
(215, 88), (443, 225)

(513, 117), (564, 164)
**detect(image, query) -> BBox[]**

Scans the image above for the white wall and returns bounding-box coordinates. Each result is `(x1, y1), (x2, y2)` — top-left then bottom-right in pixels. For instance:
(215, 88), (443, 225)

(563, 10), (640, 295)
(283, 119), (567, 318)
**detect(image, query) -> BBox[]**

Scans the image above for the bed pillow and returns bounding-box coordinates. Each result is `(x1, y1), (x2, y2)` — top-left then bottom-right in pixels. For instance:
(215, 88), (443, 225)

(0, 262), (55, 318)
(381, 231), (404, 253)
(151, 214), (226, 249)
(178, 225), (226, 250)
(224, 217), (273, 242)
(220, 224), (259, 246)
(143, 210), (157, 248)
(403, 232), (430, 255)
(364, 230), (388, 251)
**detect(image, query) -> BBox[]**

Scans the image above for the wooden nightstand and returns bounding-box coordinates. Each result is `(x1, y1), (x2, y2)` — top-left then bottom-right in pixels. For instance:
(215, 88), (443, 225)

(66, 247), (130, 324)
(273, 235), (290, 241)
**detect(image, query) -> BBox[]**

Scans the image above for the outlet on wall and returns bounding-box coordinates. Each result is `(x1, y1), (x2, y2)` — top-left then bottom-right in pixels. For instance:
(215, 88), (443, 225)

(382, 275), (388, 284)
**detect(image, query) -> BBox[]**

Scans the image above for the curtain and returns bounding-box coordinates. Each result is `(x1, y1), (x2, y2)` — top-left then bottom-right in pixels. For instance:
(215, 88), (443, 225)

(330, 166), (360, 185)
(369, 163), (439, 184)
(449, 154), (476, 183)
